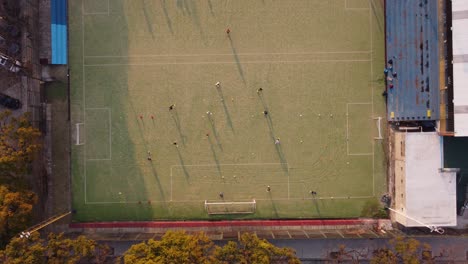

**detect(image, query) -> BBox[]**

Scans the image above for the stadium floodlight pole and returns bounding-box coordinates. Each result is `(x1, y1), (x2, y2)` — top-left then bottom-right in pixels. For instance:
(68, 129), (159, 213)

(386, 207), (444, 234)
(18, 211), (72, 238)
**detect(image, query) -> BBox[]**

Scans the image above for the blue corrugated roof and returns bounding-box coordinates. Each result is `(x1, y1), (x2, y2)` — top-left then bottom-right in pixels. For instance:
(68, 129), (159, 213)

(386, 0), (440, 121)
(51, 0), (67, 64)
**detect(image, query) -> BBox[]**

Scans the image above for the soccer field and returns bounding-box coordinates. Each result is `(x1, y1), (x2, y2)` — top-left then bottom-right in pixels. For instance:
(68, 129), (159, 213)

(69, 0), (387, 221)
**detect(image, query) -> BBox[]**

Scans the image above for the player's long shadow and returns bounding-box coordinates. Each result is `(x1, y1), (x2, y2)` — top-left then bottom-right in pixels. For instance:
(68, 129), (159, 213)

(160, 0), (174, 34)
(128, 101), (166, 204)
(171, 110), (186, 146)
(268, 192), (279, 218)
(228, 35), (247, 85)
(207, 0), (214, 15)
(216, 88), (234, 132)
(370, 0), (384, 33)
(207, 114), (223, 151)
(148, 161), (167, 205)
(176, 0), (205, 39)
(141, 0), (155, 40)
(259, 96), (288, 173)
(312, 197), (322, 217)
(175, 146), (190, 180)
(208, 136), (222, 176)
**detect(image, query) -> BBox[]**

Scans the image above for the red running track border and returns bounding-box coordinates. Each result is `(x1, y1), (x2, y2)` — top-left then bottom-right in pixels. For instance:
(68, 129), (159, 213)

(70, 219), (377, 229)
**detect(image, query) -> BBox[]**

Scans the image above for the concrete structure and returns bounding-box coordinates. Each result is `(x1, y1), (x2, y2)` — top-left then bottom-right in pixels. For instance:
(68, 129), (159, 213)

(394, 132), (457, 227)
(452, 0), (468, 136)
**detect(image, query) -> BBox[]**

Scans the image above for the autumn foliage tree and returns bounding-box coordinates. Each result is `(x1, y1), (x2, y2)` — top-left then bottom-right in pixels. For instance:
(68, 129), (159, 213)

(0, 185), (37, 247)
(0, 232), (110, 264)
(214, 232), (301, 264)
(123, 231), (216, 264)
(122, 231), (301, 264)
(0, 110), (42, 177)
(371, 236), (434, 264)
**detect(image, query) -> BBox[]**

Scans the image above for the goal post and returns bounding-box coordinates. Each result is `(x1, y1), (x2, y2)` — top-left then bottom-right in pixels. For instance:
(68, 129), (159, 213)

(75, 123), (85, 145)
(374, 117), (383, 140)
(204, 199), (256, 215)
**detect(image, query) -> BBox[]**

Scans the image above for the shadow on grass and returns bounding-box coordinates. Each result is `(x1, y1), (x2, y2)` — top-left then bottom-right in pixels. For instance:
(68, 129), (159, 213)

(207, 113), (223, 151)
(148, 161), (167, 206)
(216, 87), (234, 132)
(176, 0), (204, 39)
(370, 0), (384, 33)
(175, 146), (190, 180)
(129, 102), (168, 204)
(141, 0), (155, 39)
(312, 197), (322, 218)
(160, 0), (174, 34)
(171, 109), (186, 146)
(259, 95), (288, 173)
(268, 191), (279, 218)
(207, 0), (214, 15)
(208, 135), (222, 176)
(228, 35), (247, 85)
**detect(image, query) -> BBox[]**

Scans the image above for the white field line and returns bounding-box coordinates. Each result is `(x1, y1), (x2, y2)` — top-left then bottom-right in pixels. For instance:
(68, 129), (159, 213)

(82, 0), (111, 204)
(83, 0), (109, 15)
(345, 0), (370, 10)
(84, 51), (373, 58)
(84, 108), (112, 161)
(84, 196), (376, 205)
(170, 163), (288, 203)
(369, 0), (375, 196)
(346, 103), (373, 156)
(84, 60), (371, 67)
(81, 0), (378, 204)
(82, 0), (87, 204)
(171, 162), (288, 167)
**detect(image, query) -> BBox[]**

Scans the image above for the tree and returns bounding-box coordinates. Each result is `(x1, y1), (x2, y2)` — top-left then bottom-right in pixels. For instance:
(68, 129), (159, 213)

(370, 237), (435, 264)
(216, 233), (300, 264)
(122, 231), (301, 264)
(213, 241), (243, 263)
(0, 232), (110, 264)
(46, 233), (110, 264)
(123, 230), (216, 264)
(0, 110), (42, 178)
(0, 232), (45, 264)
(0, 184), (37, 247)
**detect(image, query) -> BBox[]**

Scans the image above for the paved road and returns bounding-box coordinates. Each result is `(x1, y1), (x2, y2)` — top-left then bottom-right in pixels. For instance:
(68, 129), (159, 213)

(272, 237), (468, 262)
(106, 236), (468, 262)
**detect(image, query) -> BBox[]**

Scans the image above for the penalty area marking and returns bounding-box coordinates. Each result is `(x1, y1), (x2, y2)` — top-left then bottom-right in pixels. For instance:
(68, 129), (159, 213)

(346, 103), (374, 156)
(170, 163), (289, 202)
(85, 108), (112, 161)
(83, 107), (112, 204)
(83, 0), (110, 15)
(83, 59), (371, 67)
(345, 0), (370, 10)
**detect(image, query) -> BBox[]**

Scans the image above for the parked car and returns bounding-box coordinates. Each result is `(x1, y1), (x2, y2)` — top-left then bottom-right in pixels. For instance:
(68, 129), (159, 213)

(7, 42), (19, 55)
(0, 35), (20, 55)
(0, 93), (21, 109)
(0, 20), (20, 37)
(5, 25), (19, 37)
(0, 54), (21, 72)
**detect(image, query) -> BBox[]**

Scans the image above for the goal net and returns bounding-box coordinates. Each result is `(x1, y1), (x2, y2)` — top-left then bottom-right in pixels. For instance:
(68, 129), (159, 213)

(204, 199), (256, 215)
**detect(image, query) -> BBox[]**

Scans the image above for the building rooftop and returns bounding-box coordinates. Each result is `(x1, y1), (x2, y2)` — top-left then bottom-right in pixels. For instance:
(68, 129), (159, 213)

(395, 132), (457, 227)
(386, 0), (440, 122)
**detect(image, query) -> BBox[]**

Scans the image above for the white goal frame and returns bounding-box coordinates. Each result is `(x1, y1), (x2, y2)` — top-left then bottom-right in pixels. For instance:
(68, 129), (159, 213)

(75, 123), (85, 145)
(204, 199), (256, 215)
